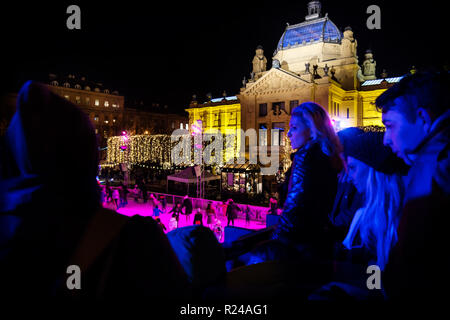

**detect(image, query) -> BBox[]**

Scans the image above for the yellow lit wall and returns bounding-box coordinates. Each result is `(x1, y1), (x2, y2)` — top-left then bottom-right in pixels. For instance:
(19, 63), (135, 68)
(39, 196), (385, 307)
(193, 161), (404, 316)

(186, 102), (241, 163)
(358, 89), (386, 127)
(329, 82), (388, 129)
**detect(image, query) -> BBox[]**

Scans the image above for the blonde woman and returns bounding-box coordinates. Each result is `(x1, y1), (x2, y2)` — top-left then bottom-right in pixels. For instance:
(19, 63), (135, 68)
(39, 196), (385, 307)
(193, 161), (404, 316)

(342, 131), (408, 270)
(272, 102), (343, 259)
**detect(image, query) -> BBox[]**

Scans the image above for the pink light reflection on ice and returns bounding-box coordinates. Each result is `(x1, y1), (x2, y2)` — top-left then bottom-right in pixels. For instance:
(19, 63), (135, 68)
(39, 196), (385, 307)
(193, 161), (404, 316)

(103, 196), (268, 243)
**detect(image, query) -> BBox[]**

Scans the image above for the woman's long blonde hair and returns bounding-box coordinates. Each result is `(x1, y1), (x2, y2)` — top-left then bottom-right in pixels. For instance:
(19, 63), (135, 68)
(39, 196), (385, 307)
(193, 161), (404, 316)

(291, 102), (342, 168)
(343, 167), (404, 270)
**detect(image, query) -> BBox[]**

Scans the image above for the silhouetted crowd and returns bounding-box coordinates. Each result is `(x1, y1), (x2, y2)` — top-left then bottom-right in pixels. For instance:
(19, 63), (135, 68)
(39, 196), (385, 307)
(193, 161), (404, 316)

(0, 72), (448, 305)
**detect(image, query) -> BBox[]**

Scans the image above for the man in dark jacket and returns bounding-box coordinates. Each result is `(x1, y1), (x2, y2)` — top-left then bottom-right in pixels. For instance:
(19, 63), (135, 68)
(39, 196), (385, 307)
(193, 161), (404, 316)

(182, 195), (193, 222)
(377, 72), (450, 300)
(121, 183), (129, 207)
(141, 181), (148, 203)
(226, 199), (241, 226)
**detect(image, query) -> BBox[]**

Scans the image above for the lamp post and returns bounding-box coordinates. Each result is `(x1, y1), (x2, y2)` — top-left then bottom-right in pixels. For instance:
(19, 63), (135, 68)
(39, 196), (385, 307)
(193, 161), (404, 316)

(191, 120), (204, 199)
(120, 130), (130, 186)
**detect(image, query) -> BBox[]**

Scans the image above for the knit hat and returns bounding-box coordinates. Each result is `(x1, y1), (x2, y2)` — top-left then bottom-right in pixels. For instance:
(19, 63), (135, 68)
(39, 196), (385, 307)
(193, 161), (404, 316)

(340, 129), (408, 174)
(337, 127), (364, 158)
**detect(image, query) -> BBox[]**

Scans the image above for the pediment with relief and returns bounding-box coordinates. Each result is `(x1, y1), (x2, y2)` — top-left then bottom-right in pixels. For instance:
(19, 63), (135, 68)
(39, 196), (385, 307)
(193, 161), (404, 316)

(242, 68), (310, 95)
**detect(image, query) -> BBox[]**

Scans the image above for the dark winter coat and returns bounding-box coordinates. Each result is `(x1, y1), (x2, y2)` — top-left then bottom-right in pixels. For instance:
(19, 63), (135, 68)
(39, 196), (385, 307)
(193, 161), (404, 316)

(226, 203), (241, 220)
(182, 198), (193, 215)
(271, 140), (340, 253)
(383, 110), (450, 300)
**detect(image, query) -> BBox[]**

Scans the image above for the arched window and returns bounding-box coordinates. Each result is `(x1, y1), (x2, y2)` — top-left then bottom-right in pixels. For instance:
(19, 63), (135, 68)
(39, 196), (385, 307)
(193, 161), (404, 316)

(85, 86), (91, 91)
(63, 82), (70, 88)
(74, 84), (82, 89)
(51, 81), (59, 86)
(103, 89), (110, 94)
(94, 88), (100, 92)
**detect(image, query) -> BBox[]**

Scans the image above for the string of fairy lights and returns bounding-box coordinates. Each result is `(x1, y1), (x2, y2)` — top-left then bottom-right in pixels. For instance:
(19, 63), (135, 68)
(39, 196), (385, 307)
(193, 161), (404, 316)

(106, 134), (175, 165)
(105, 133), (292, 172)
(106, 134), (239, 166)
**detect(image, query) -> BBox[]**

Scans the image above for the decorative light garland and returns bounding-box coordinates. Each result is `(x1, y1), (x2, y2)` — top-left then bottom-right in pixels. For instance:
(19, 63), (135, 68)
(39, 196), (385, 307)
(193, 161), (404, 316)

(106, 134), (178, 165)
(106, 133), (242, 167)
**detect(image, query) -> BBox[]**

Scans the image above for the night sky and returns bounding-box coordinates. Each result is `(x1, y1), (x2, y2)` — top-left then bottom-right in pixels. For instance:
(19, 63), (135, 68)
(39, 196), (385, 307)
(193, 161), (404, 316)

(1, 0), (447, 114)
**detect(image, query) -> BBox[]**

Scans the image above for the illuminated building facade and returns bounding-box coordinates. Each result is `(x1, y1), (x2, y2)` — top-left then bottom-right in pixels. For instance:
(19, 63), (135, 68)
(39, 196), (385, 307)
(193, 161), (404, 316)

(0, 74), (189, 161)
(329, 77), (404, 130)
(44, 74), (188, 160)
(186, 95), (242, 164)
(183, 1), (408, 189)
(46, 74), (125, 151)
(239, 1), (403, 148)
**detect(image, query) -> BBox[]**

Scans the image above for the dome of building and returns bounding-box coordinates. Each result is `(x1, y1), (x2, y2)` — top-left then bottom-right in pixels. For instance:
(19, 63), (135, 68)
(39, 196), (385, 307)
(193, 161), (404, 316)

(277, 17), (342, 51)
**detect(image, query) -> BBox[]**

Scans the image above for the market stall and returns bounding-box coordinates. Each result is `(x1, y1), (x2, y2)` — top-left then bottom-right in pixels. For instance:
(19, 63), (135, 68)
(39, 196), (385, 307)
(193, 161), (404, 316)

(221, 162), (261, 194)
